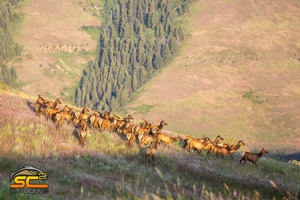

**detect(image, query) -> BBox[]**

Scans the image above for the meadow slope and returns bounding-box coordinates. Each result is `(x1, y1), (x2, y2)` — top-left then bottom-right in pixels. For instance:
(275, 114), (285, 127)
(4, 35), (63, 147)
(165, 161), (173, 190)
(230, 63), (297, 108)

(10, 0), (101, 100)
(0, 85), (299, 199)
(126, 0), (300, 153)
(7, 0), (300, 155)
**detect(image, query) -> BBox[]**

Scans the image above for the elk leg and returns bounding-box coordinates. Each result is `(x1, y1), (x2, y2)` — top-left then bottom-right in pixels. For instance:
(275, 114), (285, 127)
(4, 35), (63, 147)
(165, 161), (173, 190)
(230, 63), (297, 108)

(34, 104), (40, 116)
(152, 155), (155, 166)
(146, 156), (149, 167)
(56, 122), (60, 130)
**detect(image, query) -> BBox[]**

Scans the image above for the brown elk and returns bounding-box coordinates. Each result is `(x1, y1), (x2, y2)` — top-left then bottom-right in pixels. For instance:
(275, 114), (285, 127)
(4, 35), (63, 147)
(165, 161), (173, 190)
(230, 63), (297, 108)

(240, 148), (269, 167)
(115, 115), (134, 133)
(100, 114), (120, 132)
(227, 140), (245, 159)
(48, 98), (62, 108)
(39, 98), (61, 120)
(213, 145), (237, 158)
(185, 136), (210, 151)
(135, 121), (152, 136)
(89, 110), (101, 128)
(122, 124), (136, 135)
(210, 135), (224, 151)
(103, 111), (111, 120)
(150, 120), (168, 134)
(48, 105), (72, 122)
(155, 133), (180, 148)
(36, 94), (47, 104)
(34, 94), (49, 116)
(145, 142), (159, 167)
(201, 139), (214, 155)
(187, 139), (213, 154)
(126, 132), (136, 150)
(74, 106), (90, 121)
(55, 108), (74, 130)
(39, 103), (50, 119)
(78, 119), (88, 147)
(138, 133), (157, 149)
(212, 135), (224, 146)
(183, 135), (208, 150)
(134, 120), (148, 134)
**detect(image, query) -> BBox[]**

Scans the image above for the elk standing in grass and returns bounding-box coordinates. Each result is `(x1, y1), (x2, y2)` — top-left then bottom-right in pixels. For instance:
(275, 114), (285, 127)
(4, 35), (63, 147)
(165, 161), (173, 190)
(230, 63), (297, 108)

(126, 132), (136, 150)
(155, 133), (180, 148)
(48, 105), (72, 122)
(79, 119), (88, 147)
(145, 142), (159, 167)
(227, 140), (245, 159)
(89, 110), (101, 128)
(240, 148), (268, 167)
(187, 138), (213, 154)
(48, 98), (62, 108)
(183, 135), (208, 150)
(55, 106), (74, 130)
(150, 120), (168, 135)
(135, 121), (152, 136)
(100, 114), (120, 132)
(115, 115), (134, 133)
(34, 94), (49, 116)
(139, 133), (157, 149)
(74, 106), (90, 125)
(213, 145), (237, 158)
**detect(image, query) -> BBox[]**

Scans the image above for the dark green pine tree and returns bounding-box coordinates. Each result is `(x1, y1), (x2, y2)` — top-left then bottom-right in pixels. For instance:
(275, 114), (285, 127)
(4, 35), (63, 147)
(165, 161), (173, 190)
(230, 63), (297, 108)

(161, 43), (171, 64)
(74, 0), (189, 111)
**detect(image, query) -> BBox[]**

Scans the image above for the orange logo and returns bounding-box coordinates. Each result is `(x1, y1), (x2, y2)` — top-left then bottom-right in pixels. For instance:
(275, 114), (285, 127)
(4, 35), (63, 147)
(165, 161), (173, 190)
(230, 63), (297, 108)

(10, 165), (49, 194)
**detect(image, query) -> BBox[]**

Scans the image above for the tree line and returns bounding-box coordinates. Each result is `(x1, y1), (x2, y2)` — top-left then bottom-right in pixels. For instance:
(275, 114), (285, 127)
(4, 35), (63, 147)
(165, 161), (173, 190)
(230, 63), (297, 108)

(0, 0), (21, 85)
(75, 0), (190, 111)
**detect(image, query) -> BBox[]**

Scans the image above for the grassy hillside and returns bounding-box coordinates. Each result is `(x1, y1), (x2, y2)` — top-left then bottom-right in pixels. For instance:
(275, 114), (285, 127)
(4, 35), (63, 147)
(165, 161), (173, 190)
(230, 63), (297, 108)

(125, 0), (300, 153)
(9, 0), (102, 103)
(7, 0), (300, 154)
(0, 84), (299, 199)
(1, 0), (299, 198)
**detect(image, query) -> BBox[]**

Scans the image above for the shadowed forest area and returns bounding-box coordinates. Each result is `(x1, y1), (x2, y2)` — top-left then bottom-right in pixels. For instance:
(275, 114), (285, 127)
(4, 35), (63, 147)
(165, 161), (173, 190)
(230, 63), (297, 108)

(74, 0), (189, 111)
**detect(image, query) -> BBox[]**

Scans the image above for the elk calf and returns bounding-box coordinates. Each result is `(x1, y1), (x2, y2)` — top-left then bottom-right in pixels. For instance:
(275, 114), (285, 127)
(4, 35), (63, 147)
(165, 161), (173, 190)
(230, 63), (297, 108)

(240, 148), (268, 167)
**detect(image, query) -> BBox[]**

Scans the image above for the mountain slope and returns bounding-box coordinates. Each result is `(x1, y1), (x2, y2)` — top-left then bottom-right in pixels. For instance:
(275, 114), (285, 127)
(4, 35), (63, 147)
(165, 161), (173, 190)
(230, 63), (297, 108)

(125, 0), (300, 152)
(11, 0), (101, 100)
(0, 83), (299, 199)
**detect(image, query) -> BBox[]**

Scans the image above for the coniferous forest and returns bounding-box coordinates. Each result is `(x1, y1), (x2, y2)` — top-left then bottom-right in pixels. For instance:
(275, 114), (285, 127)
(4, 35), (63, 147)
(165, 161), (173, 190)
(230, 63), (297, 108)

(0, 0), (21, 85)
(74, 0), (189, 111)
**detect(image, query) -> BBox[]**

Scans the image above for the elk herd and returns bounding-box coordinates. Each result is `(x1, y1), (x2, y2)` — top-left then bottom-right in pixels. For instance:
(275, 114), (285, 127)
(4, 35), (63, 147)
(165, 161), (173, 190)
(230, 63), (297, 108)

(33, 95), (268, 167)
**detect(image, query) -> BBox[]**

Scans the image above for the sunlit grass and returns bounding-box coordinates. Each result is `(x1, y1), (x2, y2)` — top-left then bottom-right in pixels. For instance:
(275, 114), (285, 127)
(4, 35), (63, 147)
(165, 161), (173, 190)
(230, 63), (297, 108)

(0, 89), (299, 199)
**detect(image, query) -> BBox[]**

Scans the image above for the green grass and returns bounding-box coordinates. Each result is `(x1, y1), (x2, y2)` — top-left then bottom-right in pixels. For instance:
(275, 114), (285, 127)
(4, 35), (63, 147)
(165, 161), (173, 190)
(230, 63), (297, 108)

(1, 113), (298, 199)
(80, 25), (102, 40)
(130, 104), (154, 115)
